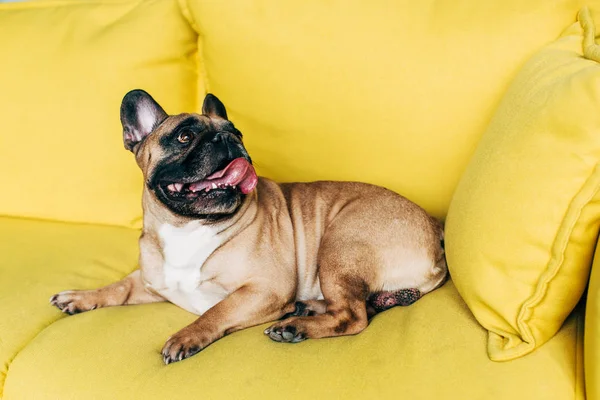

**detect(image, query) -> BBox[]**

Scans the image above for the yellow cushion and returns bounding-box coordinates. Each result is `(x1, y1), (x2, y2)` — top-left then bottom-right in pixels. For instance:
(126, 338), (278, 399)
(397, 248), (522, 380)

(0, 216), (139, 397)
(585, 237), (600, 399)
(181, 0), (597, 219)
(446, 8), (600, 361)
(2, 241), (584, 400)
(0, 0), (198, 228)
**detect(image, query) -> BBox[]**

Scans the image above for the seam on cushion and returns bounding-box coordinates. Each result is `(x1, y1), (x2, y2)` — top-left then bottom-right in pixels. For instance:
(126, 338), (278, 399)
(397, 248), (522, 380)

(177, 0), (199, 32)
(175, 0), (203, 113)
(0, 213), (141, 233)
(176, 0), (210, 102)
(0, 0), (137, 10)
(516, 164), (600, 348)
(580, 7), (600, 62)
(196, 15), (211, 97)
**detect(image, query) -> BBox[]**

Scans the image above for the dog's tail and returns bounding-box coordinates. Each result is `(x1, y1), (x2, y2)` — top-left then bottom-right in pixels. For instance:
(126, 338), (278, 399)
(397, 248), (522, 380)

(428, 217), (448, 291)
(431, 216), (445, 252)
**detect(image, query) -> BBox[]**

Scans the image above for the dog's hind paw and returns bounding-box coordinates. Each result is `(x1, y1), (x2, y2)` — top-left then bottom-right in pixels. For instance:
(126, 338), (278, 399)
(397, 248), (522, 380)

(264, 321), (306, 343)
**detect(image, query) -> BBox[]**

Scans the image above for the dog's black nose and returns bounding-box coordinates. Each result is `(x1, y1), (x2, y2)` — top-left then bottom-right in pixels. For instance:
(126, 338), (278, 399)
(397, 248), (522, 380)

(212, 131), (242, 145)
(211, 132), (224, 143)
(212, 131), (234, 144)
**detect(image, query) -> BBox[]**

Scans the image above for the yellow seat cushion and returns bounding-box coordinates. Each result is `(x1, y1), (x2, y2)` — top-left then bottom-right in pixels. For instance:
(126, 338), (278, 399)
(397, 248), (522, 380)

(0, 216), (139, 398)
(0, 0), (198, 228)
(446, 9), (600, 361)
(3, 274), (584, 398)
(181, 0), (597, 219)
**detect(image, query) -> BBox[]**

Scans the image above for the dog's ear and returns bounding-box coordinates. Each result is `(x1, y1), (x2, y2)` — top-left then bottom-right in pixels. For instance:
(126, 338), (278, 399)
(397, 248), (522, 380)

(120, 89), (168, 152)
(202, 93), (228, 120)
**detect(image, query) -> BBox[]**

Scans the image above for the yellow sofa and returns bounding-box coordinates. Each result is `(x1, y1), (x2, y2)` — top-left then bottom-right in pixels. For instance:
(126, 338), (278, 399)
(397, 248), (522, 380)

(0, 0), (598, 399)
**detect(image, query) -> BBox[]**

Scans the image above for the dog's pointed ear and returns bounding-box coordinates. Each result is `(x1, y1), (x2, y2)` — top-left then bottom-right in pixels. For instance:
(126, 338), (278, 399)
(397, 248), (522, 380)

(202, 93), (228, 120)
(120, 89), (168, 152)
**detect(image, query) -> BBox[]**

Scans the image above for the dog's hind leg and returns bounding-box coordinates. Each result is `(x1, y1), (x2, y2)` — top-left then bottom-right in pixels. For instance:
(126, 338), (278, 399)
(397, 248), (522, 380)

(265, 274), (369, 343)
(265, 242), (374, 343)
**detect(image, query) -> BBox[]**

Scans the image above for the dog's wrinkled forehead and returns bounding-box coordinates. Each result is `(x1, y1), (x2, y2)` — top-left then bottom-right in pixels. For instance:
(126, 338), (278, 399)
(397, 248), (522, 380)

(155, 113), (233, 141)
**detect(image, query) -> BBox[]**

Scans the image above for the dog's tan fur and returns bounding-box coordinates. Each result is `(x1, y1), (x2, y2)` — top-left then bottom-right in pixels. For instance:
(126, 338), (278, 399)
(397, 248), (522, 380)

(51, 91), (446, 364)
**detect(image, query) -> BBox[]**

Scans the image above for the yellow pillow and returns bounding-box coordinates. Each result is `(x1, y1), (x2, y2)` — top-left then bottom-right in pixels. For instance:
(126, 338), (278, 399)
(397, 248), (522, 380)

(446, 8), (600, 361)
(0, 0), (198, 228)
(180, 0), (597, 219)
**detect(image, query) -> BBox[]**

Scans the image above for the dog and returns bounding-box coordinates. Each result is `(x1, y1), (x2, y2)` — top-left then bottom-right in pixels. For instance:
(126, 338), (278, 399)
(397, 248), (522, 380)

(50, 90), (447, 364)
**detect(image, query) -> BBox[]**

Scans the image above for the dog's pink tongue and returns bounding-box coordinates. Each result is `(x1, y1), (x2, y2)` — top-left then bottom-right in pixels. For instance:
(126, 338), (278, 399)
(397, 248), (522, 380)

(192, 158), (258, 194)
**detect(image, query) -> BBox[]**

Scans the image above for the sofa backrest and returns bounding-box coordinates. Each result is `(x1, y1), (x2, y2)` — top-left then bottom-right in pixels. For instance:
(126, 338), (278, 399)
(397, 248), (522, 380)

(0, 0), (597, 227)
(182, 0), (599, 219)
(0, 0), (198, 228)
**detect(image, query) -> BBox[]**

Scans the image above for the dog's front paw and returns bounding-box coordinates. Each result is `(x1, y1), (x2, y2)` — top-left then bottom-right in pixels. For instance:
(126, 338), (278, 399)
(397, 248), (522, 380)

(161, 328), (206, 365)
(50, 291), (99, 315)
(264, 318), (307, 343)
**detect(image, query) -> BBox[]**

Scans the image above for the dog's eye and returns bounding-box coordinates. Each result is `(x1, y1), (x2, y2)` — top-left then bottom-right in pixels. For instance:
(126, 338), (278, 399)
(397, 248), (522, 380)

(177, 131), (194, 144)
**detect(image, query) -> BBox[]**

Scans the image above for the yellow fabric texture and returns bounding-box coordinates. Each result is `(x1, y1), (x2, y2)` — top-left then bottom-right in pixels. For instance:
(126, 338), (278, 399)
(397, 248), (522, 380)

(0, 216), (139, 398)
(181, 0), (596, 219)
(0, 219), (584, 399)
(0, 0), (198, 228)
(586, 238), (600, 399)
(446, 8), (600, 361)
(0, 0), (597, 399)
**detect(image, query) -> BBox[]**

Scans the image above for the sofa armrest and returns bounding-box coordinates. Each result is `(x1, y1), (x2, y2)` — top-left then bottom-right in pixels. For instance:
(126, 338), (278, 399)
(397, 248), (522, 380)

(586, 238), (600, 400)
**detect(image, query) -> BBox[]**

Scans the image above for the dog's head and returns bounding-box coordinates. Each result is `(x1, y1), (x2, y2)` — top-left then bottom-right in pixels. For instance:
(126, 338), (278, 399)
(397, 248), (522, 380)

(120, 90), (257, 219)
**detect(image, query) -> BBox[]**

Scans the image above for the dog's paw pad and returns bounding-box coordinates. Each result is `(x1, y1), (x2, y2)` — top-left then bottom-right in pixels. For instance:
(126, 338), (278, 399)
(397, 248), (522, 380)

(265, 324), (306, 343)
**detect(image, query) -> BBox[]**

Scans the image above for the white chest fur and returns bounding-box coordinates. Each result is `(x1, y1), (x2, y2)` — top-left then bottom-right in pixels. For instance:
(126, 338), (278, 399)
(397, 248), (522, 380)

(156, 221), (228, 315)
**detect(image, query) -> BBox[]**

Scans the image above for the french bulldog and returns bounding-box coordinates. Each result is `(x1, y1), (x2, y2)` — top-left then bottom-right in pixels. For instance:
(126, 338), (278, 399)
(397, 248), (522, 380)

(50, 90), (447, 364)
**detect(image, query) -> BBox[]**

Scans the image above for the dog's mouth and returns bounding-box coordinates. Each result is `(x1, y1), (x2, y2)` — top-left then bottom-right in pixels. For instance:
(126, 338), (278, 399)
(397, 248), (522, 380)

(159, 157), (258, 201)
